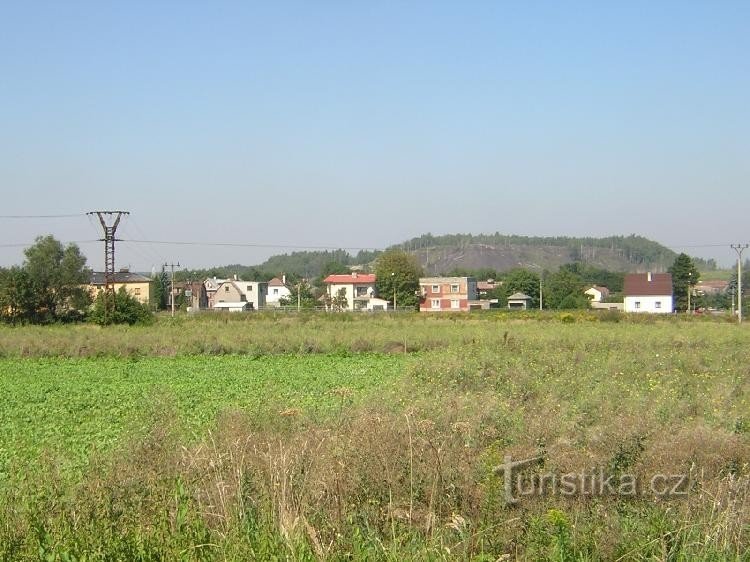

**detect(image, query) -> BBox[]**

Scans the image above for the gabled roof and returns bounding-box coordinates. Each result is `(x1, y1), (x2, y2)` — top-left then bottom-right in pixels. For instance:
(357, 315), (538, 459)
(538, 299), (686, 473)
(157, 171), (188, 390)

(323, 273), (376, 285)
(585, 285), (610, 296)
(90, 271), (151, 285)
(507, 292), (532, 300)
(623, 273), (672, 297)
(204, 277), (228, 291)
(268, 277), (287, 287)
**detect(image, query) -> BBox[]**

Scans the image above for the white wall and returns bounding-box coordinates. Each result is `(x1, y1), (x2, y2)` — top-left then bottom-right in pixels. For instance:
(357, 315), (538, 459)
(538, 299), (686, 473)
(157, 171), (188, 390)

(327, 283), (375, 310)
(624, 295), (672, 313)
(266, 285), (291, 305)
(239, 282), (267, 309)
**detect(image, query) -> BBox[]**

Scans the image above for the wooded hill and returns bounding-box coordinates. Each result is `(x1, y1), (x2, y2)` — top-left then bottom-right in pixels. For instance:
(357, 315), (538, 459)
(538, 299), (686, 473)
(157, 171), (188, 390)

(177, 233), (716, 281)
(398, 233), (716, 276)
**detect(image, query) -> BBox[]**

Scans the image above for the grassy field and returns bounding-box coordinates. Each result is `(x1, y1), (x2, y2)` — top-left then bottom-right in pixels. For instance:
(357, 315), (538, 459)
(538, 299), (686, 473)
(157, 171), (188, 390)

(1, 313), (748, 560)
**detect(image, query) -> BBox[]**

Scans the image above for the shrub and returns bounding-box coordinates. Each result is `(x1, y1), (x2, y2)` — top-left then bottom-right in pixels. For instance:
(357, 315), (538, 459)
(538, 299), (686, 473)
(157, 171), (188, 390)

(89, 287), (154, 326)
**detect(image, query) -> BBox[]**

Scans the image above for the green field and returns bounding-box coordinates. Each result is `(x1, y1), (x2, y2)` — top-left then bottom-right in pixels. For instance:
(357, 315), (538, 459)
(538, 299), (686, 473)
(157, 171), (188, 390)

(0, 355), (408, 481)
(1, 314), (748, 560)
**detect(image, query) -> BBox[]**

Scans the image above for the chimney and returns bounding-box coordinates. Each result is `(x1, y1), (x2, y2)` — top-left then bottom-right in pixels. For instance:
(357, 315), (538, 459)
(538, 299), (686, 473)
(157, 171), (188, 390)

(647, 272), (652, 282)
(282, 274), (286, 285)
(234, 274), (238, 281)
(352, 271), (358, 279)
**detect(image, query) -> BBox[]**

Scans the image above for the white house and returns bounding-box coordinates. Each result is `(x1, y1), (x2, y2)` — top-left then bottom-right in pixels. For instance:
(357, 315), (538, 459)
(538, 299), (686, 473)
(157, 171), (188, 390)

(623, 272), (673, 313)
(323, 272), (377, 311)
(584, 285), (610, 303)
(265, 276), (291, 307)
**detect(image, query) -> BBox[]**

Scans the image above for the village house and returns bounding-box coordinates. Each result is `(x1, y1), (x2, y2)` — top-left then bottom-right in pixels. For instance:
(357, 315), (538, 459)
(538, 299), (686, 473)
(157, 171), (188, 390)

(265, 276), (292, 307)
(89, 269), (154, 305)
(170, 280), (208, 311)
(322, 272), (377, 311)
(204, 277), (228, 309)
(419, 277), (478, 312)
(695, 279), (729, 296)
(212, 277), (268, 310)
(584, 285), (610, 303)
(477, 279), (499, 298)
(623, 272), (673, 313)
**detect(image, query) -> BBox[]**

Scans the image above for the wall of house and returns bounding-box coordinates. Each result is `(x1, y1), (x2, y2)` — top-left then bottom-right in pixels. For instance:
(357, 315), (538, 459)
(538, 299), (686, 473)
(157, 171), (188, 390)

(584, 288), (603, 302)
(90, 281), (154, 305)
(326, 283), (375, 310)
(266, 285), (291, 306)
(419, 278), (477, 312)
(214, 282), (245, 306)
(624, 295), (673, 313)
(242, 282), (267, 309)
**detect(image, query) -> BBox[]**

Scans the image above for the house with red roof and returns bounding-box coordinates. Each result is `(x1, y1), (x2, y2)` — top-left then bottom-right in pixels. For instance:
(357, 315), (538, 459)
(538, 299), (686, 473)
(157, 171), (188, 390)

(323, 271), (377, 311)
(623, 272), (673, 313)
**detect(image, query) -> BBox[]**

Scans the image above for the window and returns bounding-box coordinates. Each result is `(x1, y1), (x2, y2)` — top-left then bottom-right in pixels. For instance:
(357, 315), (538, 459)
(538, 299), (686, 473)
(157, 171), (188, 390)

(273, 288), (279, 295)
(655, 301), (661, 309)
(224, 286), (229, 292)
(450, 284), (459, 293)
(634, 301), (641, 309)
(134, 288), (141, 296)
(432, 285), (440, 294)
(450, 299), (460, 309)
(431, 299), (440, 309)
(356, 286), (368, 297)
(246, 285), (253, 291)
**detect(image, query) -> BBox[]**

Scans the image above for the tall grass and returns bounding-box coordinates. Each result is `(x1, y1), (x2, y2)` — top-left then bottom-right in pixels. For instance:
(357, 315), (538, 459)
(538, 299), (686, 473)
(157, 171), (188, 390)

(0, 315), (748, 560)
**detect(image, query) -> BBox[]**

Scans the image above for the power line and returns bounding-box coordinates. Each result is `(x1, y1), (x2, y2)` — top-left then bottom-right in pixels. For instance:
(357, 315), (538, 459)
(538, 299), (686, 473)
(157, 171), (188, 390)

(0, 240), (99, 248)
(0, 213), (85, 219)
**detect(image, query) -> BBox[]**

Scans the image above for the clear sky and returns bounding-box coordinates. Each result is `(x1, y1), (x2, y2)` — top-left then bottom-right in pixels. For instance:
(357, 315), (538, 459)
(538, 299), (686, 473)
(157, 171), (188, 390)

(1, 1), (748, 270)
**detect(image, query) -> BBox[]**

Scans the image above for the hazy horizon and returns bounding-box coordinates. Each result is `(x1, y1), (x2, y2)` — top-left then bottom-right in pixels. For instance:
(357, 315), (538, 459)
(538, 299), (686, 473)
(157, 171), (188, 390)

(2, 2), (748, 270)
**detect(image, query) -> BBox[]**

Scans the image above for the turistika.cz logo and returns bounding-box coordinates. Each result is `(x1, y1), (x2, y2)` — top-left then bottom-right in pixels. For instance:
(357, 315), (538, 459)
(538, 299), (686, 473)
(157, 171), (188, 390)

(495, 455), (690, 505)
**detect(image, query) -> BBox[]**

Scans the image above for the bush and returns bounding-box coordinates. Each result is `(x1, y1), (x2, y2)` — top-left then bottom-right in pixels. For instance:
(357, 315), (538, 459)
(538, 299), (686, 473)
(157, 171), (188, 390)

(89, 287), (154, 326)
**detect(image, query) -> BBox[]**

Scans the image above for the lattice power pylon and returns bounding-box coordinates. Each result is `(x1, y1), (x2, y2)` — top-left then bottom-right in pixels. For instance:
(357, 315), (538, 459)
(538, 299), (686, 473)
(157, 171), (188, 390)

(88, 210), (129, 323)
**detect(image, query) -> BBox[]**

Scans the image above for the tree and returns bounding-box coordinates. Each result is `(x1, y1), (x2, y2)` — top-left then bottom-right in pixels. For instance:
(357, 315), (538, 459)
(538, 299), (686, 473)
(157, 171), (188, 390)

(500, 269), (541, 308)
(152, 267), (170, 310)
(669, 253), (699, 312)
(279, 280), (318, 309)
(543, 268), (588, 309)
(0, 267), (36, 324)
(374, 250), (423, 310)
(0, 236), (91, 323)
(89, 286), (154, 325)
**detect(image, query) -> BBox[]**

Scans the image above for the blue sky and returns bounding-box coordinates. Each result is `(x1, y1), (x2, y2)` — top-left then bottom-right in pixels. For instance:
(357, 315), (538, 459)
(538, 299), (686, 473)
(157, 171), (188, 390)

(1, 1), (748, 269)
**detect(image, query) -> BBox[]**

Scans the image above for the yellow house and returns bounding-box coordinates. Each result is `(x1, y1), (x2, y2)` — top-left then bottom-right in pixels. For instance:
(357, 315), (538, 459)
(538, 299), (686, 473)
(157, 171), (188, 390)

(89, 269), (154, 305)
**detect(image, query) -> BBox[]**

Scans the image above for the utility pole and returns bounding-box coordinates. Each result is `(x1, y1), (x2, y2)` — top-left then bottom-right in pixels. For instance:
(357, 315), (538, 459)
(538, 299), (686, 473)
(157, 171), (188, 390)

(164, 262), (181, 317)
(731, 244), (749, 323)
(539, 276), (543, 310)
(88, 210), (129, 324)
(297, 282), (301, 312)
(391, 272), (396, 311)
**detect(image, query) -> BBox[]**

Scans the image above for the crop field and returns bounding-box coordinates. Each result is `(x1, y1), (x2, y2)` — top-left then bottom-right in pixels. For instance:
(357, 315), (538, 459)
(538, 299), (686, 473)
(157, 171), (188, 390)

(1, 313), (749, 560)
